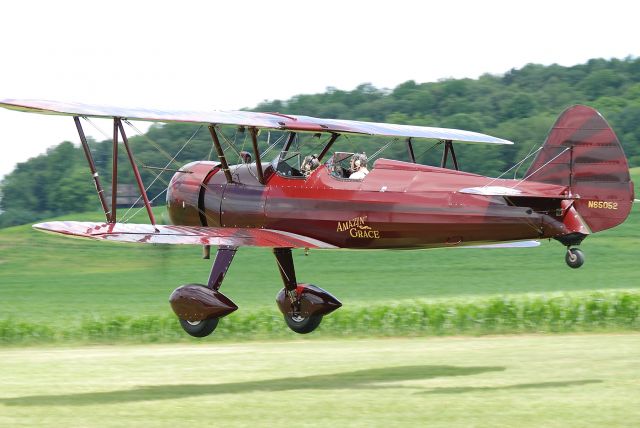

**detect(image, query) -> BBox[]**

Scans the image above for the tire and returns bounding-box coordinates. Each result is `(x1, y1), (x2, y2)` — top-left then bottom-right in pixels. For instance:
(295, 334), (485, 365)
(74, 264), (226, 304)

(284, 313), (323, 334)
(179, 317), (219, 337)
(565, 248), (585, 269)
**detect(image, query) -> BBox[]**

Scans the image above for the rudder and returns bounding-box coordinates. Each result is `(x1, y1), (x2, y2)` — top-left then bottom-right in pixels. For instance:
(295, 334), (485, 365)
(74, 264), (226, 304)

(524, 105), (634, 233)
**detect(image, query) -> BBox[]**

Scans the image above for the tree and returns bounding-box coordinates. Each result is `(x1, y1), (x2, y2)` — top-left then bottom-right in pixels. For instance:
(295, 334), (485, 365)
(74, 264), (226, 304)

(2, 56), (639, 228)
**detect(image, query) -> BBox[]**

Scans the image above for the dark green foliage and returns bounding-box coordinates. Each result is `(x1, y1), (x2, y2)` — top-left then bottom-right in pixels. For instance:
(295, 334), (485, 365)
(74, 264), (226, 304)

(1, 291), (637, 345)
(2, 56), (640, 228)
(0, 142), (96, 227)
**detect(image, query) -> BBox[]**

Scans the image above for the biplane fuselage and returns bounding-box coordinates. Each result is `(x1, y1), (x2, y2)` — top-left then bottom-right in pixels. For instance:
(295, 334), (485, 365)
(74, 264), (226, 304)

(167, 158), (571, 250)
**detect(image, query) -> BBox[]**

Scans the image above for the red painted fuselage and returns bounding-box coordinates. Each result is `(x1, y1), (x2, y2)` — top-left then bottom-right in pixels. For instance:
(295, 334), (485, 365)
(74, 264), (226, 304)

(167, 158), (573, 249)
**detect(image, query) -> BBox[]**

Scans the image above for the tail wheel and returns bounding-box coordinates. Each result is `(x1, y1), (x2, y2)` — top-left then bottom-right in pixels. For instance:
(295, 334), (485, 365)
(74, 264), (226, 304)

(284, 313), (323, 334)
(179, 318), (219, 337)
(565, 248), (585, 269)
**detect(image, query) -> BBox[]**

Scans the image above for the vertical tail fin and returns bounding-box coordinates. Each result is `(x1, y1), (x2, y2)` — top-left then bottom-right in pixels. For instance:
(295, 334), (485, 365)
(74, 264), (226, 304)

(524, 105), (634, 233)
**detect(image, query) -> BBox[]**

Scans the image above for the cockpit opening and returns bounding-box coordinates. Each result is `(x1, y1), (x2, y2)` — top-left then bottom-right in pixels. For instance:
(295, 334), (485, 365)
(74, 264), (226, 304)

(326, 152), (370, 180)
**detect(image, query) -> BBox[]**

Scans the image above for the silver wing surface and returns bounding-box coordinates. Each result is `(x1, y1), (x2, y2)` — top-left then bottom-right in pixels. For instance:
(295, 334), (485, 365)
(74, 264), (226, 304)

(0, 98), (513, 145)
(33, 221), (337, 248)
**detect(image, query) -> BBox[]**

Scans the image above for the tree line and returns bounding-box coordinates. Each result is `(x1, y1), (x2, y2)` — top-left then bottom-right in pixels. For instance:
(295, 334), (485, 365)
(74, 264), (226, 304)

(1, 56), (639, 228)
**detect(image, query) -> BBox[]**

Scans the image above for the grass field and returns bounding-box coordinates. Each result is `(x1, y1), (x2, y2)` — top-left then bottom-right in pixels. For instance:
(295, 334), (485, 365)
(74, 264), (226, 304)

(0, 171), (637, 426)
(0, 333), (638, 427)
(0, 168), (638, 339)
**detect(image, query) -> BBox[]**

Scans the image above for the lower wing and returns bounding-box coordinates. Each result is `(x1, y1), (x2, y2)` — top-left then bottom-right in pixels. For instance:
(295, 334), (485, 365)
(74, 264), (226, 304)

(33, 221), (337, 249)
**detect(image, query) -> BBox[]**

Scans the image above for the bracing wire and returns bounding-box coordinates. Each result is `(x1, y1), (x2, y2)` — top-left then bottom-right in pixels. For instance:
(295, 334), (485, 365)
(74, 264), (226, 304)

(510, 146), (570, 189)
(513, 141), (540, 179)
(217, 127), (245, 160)
(82, 117), (205, 224)
(83, 117), (112, 141)
(121, 185), (170, 224)
(369, 139), (396, 161)
(80, 119), (321, 227)
(310, 134), (333, 156)
(413, 140), (443, 162)
(237, 128), (248, 162)
(261, 132), (288, 159)
(481, 146), (543, 188)
(216, 127), (260, 182)
(121, 162), (219, 227)
(295, 133), (329, 156)
(125, 120), (201, 170)
(119, 123), (202, 223)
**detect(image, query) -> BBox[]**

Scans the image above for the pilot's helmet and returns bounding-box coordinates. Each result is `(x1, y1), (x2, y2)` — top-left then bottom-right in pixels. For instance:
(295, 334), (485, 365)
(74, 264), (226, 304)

(302, 154), (320, 172)
(352, 153), (368, 169)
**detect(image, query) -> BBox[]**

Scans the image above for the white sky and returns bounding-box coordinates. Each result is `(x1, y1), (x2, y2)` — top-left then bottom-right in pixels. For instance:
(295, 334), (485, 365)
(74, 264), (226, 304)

(1, 0), (638, 179)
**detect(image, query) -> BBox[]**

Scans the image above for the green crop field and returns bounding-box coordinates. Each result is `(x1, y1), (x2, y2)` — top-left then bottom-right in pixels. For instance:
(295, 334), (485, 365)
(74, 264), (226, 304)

(0, 334), (639, 427)
(0, 173), (637, 427)
(0, 168), (638, 342)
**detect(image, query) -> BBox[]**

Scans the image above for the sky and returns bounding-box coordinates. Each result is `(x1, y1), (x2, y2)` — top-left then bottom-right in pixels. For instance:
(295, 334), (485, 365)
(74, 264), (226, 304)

(0, 0), (638, 180)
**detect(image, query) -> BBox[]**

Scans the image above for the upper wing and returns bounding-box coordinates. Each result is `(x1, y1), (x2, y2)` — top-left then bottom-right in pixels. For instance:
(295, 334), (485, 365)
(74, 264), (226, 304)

(33, 221), (337, 249)
(0, 98), (512, 145)
(292, 115), (512, 144)
(0, 99), (283, 128)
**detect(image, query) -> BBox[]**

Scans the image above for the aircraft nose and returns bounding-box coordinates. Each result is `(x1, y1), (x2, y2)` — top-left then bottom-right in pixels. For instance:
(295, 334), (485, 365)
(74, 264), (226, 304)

(167, 161), (221, 226)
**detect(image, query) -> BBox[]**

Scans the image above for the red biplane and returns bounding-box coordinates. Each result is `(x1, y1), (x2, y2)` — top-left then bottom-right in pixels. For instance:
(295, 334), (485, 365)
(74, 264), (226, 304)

(0, 99), (634, 336)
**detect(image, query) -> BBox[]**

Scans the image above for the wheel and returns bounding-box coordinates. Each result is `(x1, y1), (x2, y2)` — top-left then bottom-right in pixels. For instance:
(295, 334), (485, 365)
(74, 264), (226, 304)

(565, 248), (585, 269)
(284, 313), (323, 334)
(179, 317), (219, 337)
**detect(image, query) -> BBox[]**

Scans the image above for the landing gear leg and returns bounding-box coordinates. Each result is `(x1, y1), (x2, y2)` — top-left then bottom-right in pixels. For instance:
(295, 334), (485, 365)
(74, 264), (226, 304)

(274, 248), (341, 334)
(565, 247), (585, 269)
(170, 246), (238, 337)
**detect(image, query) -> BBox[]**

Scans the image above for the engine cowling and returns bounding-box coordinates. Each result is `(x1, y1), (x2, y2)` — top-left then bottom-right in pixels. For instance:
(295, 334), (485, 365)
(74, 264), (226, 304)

(166, 161), (223, 226)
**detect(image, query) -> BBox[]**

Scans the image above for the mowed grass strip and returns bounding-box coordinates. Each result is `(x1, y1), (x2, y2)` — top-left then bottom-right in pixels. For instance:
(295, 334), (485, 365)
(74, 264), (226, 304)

(0, 333), (638, 427)
(1, 290), (638, 344)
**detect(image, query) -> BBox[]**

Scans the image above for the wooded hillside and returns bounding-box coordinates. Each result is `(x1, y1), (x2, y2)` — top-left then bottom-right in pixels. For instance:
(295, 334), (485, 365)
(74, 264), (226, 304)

(1, 57), (638, 228)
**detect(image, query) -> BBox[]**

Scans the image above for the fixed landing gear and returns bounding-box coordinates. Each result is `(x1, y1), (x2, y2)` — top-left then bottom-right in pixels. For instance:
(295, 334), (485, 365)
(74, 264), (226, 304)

(284, 313), (323, 334)
(555, 233), (587, 269)
(169, 246), (238, 337)
(565, 247), (585, 269)
(274, 248), (342, 334)
(168, 246), (342, 337)
(179, 318), (220, 337)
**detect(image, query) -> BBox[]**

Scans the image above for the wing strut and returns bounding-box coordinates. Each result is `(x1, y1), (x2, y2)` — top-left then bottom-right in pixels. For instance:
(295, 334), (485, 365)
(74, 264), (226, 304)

(249, 127), (265, 184)
(73, 116), (110, 222)
(208, 125), (233, 183)
(406, 137), (416, 163)
(111, 119), (119, 222)
(115, 118), (157, 228)
(440, 140), (459, 170)
(318, 133), (340, 161)
(278, 132), (297, 162)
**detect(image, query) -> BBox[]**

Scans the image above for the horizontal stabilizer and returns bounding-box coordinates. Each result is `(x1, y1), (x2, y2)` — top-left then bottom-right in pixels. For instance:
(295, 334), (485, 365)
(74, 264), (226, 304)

(33, 221), (337, 249)
(460, 186), (528, 197)
(459, 185), (569, 198)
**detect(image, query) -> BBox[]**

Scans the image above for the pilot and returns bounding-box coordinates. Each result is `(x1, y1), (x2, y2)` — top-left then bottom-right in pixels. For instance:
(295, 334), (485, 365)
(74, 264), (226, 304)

(239, 151), (252, 164)
(349, 153), (369, 180)
(301, 154), (320, 177)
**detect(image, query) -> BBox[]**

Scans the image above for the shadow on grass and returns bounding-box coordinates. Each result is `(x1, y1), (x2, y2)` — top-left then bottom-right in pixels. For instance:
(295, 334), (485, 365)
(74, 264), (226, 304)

(1, 364), (504, 406)
(418, 379), (602, 394)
